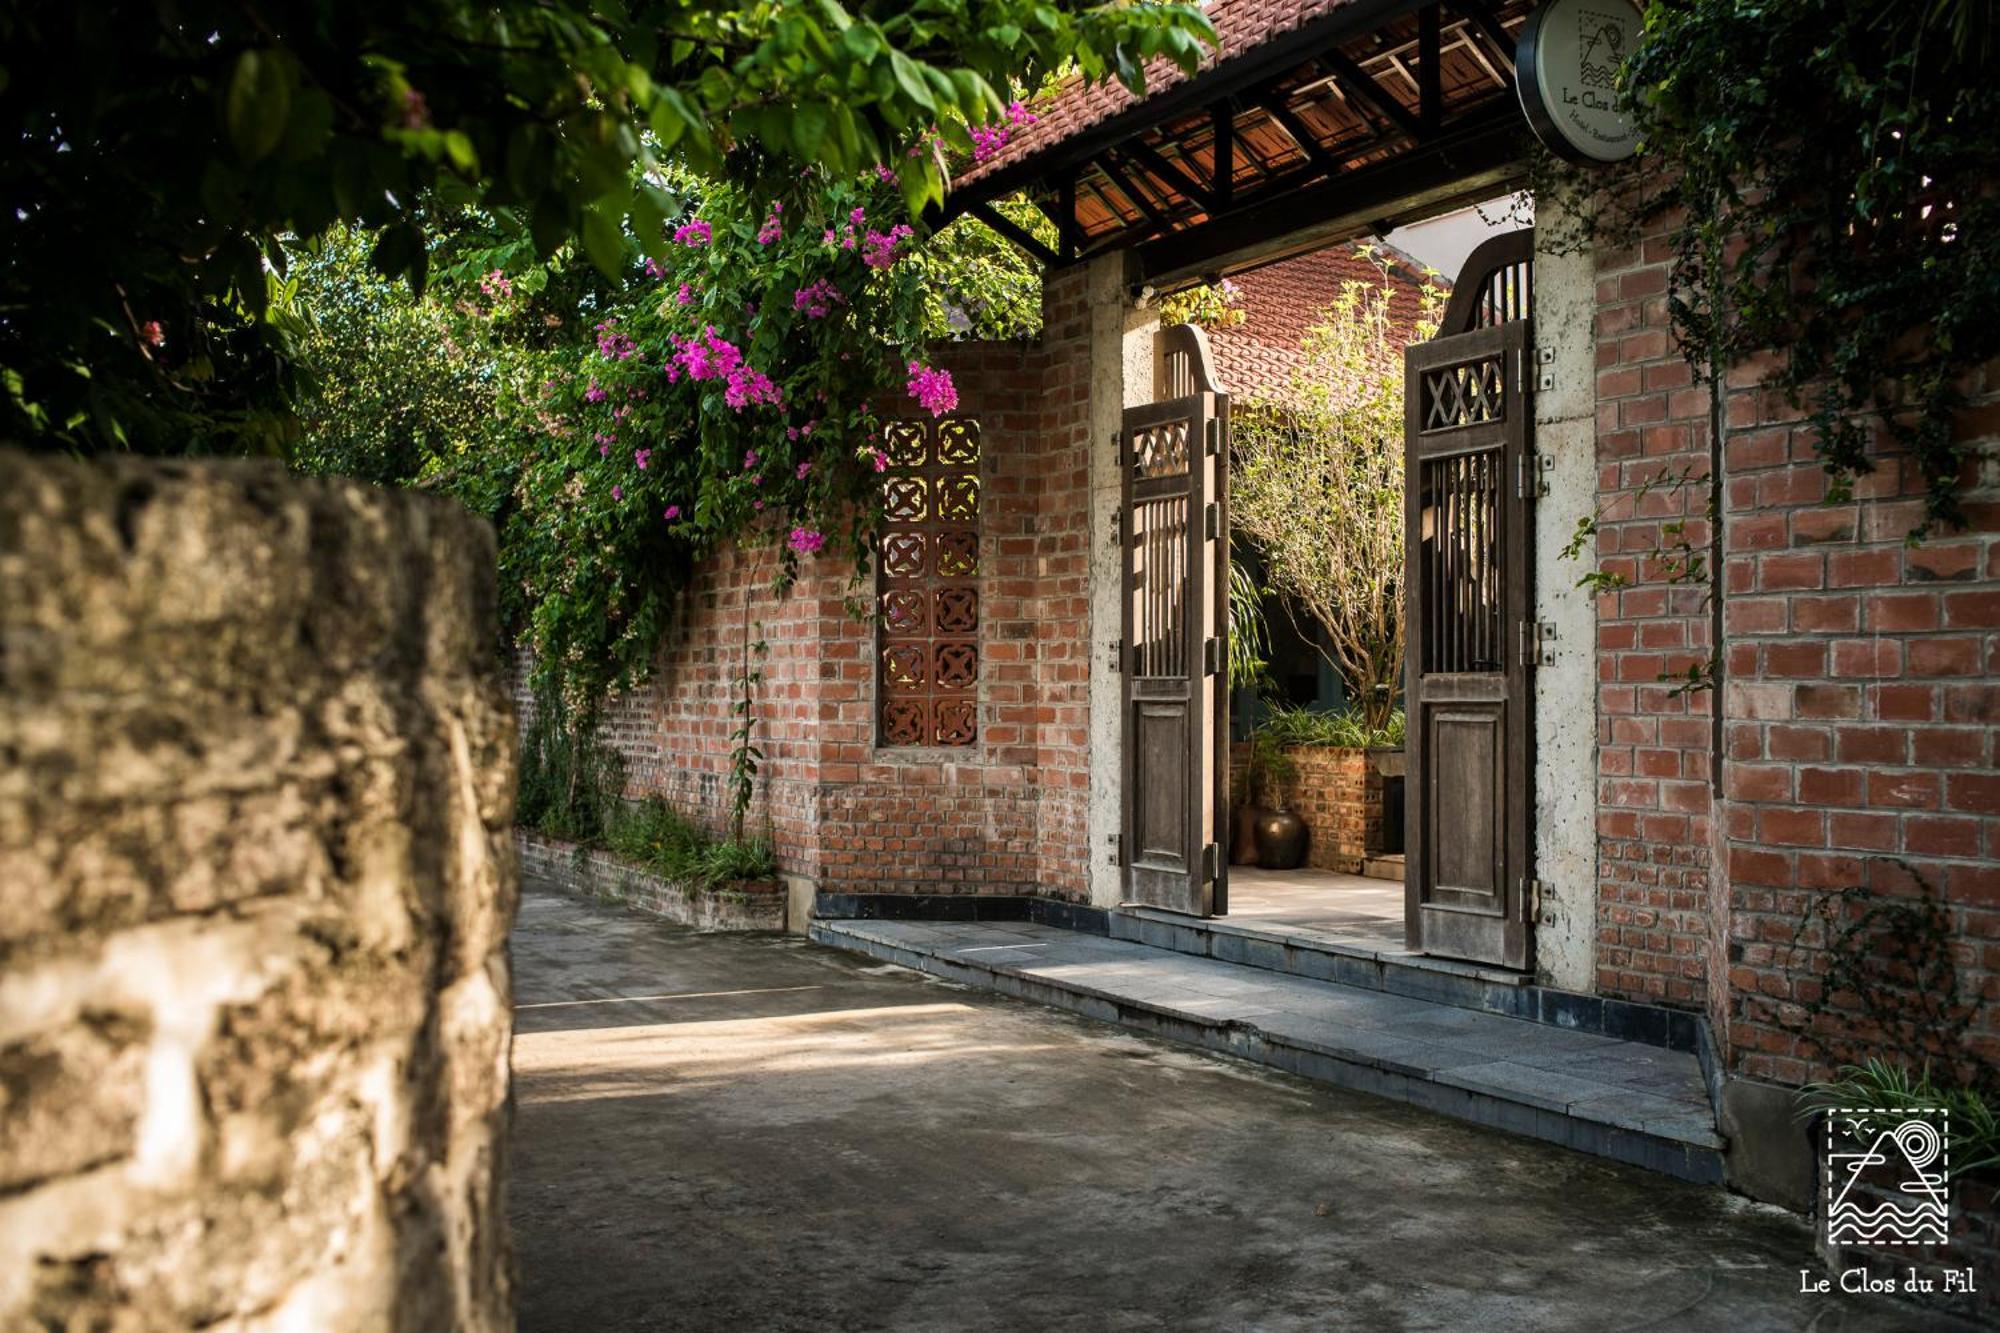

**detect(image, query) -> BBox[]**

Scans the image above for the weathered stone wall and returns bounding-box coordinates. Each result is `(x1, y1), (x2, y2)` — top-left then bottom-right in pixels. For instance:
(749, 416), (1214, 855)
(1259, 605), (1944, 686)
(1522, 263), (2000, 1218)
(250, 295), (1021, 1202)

(0, 452), (517, 1330)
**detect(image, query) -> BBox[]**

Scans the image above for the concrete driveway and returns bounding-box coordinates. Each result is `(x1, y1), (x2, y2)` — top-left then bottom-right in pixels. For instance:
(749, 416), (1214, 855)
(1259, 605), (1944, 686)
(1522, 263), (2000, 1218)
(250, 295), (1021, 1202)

(509, 887), (1935, 1331)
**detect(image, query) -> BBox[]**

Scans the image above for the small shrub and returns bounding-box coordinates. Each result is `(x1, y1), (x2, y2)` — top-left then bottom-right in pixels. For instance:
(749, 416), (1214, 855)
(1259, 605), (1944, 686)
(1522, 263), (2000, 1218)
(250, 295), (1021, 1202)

(1800, 1060), (2000, 1177)
(697, 837), (778, 888)
(1256, 703), (1405, 751)
(606, 798), (709, 880)
(517, 691), (625, 843)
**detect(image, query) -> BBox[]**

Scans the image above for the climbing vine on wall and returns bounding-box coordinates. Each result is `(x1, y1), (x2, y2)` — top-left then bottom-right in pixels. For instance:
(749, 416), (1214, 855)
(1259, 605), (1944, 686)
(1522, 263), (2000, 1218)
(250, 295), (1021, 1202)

(1607, 0), (2000, 533)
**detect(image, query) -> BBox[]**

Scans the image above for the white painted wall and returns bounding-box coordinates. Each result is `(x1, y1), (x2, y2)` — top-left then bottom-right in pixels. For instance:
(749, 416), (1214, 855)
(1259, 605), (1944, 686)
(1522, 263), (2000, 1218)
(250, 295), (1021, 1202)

(1528, 203), (1599, 993)
(1382, 194), (1535, 278)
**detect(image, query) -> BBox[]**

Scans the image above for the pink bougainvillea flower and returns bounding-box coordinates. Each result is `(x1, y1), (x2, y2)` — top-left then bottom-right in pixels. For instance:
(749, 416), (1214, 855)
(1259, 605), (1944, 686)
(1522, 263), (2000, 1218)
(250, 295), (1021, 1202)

(750, 474), (763, 488)
(792, 278), (844, 319)
(676, 283), (694, 305)
(598, 443), (610, 458)
(664, 505), (682, 521)
(875, 163), (897, 183)
(871, 448), (889, 472)
(755, 201), (783, 245)
(796, 461), (813, 480)
(611, 484), (624, 501)
(743, 449), (759, 469)
(642, 257), (665, 281)
(905, 361), (958, 416)
(788, 527), (825, 555)
(634, 448), (652, 470)
(594, 319), (638, 360)
(753, 499), (765, 511)
(674, 219), (712, 246)
(861, 224), (915, 269)
(584, 381), (607, 403)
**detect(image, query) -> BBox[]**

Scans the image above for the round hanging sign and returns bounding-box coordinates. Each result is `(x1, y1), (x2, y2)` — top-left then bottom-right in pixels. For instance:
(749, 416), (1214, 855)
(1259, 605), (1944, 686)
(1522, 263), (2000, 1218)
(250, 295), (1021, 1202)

(1515, 0), (1643, 165)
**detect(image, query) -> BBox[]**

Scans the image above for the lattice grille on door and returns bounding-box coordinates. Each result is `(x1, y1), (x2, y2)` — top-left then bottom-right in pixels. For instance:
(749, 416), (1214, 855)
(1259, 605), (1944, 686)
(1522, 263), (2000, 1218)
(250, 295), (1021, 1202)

(877, 417), (981, 746)
(1418, 448), (1503, 674)
(1421, 354), (1508, 431)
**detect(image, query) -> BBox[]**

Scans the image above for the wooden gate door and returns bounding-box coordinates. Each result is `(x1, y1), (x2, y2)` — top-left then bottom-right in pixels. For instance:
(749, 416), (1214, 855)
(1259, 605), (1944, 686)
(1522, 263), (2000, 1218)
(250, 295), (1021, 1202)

(1404, 230), (1535, 968)
(1120, 325), (1229, 916)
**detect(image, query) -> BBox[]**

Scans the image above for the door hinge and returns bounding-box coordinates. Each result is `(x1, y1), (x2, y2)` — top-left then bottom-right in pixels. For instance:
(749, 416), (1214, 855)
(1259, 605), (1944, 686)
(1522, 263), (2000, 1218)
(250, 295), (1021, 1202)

(1515, 452), (1549, 500)
(1204, 501), (1219, 541)
(1202, 842), (1220, 882)
(1205, 418), (1220, 456)
(1534, 345), (1556, 393)
(1108, 639), (1124, 673)
(1203, 635), (1221, 676)
(1109, 833), (1123, 867)
(1108, 506), (1123, 546)
(1519, 619), (1556, 666)
(1523, 876), (1544, 924)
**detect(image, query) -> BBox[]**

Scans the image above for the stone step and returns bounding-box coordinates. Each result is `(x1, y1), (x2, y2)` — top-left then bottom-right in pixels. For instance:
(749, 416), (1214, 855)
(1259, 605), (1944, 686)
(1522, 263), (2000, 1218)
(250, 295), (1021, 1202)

(1360, 854), (1406, 883)
(1108, 907), (1711, 1061)
(811, 917), (1725, 1185)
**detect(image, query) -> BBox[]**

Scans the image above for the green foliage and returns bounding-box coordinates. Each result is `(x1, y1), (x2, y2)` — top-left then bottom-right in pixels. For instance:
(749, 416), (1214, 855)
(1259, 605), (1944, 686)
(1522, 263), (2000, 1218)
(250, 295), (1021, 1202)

(600, 797), (777, 887)
(1232, 249), (1442, 733)
(1608, 0), (2000, 532)
(0, 0), (1214, 453)
(491, 173), (959, 707)
(1256, 703), (1406, 752)
(1242, 730), (1296, 809)
(517, 690), (627, 844)
(1800, 1060), (2000, 1178)
(605, 797), (711, 877)
(1158, 279), (1245, 331)
(285, 223), (560, 486)
(1227, 557), (1271, 693)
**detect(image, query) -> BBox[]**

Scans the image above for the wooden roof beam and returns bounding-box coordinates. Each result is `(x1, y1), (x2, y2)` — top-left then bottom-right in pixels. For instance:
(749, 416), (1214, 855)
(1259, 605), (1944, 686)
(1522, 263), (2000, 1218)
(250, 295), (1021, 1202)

(1118, 134), (1216, 215)
(1257, 94), (1344, 178)
(1316, 47), (1424, 141)
(1094, 150), (1170, 230)
(1446, 0), (1518, 75)
(967, 201), (1063, 268)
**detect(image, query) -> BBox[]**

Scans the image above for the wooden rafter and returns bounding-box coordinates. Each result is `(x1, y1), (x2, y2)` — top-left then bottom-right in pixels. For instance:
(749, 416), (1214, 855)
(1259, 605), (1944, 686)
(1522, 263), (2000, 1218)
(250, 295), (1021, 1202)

(967, 201), (1062, 267)
(1120, 135), (1215, 215)
(1316, 47), (1423, 140)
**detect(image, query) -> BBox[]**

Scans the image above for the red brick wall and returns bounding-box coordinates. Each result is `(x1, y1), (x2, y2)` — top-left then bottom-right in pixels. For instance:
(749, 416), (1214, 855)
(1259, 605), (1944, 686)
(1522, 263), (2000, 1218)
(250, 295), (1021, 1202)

(1592, 208), (2000, 1084)
(1715, 359), (2000, 1083)
(528, 267), (1104, 902)
(1590, 212), (1720, 1018)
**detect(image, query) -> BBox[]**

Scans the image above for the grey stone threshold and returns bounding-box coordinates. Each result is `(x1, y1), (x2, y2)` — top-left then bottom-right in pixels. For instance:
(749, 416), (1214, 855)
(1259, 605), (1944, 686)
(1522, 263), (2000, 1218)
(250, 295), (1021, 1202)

(812, 917), (1725, 1186)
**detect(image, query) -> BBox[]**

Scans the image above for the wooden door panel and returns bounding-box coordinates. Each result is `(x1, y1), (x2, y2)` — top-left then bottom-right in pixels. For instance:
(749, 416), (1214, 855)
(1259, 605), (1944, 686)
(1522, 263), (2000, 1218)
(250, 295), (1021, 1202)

(1119, 326), (1229, 918)
(1425, 704), (1502, 904)
(1404, 229), (1536, 970)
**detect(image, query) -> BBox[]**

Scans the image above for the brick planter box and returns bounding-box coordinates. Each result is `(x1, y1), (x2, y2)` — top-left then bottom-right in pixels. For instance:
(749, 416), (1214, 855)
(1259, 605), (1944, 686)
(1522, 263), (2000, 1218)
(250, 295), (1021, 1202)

(1231, 743), (1400, 873)
(516, 829), (785, 931)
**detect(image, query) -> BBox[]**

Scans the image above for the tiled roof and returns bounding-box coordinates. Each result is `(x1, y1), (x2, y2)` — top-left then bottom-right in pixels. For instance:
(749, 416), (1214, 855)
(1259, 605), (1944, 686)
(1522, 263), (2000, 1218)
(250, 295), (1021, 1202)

(1206, 242), (1439, 401)
(956, 0), (1366, 189)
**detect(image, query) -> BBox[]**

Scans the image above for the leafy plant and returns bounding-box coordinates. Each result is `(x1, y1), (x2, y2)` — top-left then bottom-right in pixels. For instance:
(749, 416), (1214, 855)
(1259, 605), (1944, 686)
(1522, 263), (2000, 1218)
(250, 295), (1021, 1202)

(1, 0), (1215, 454)
(1158, 279), (1245, 330)
(1800, 1060), (2000, 1177)
(697, 837), (779, 888)
(517, 689), (626, 844)
(1600, 0), (2000, 533)
(1231, 247), (1443, 733)
(606, 798), (710, 879)
(1227, 556), (1271, 693)
(1242, 730), (1297, 809)
(1257, 703), (1405, 751)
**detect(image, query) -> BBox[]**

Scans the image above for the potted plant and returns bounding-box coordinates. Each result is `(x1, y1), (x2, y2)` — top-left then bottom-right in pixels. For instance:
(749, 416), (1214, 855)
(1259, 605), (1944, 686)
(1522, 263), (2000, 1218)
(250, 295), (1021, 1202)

(1245, 730), (1307, 870)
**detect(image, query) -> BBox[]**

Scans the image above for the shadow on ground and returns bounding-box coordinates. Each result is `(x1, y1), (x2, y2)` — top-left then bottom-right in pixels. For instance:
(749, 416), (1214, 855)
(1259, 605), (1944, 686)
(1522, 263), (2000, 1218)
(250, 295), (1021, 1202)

(509, 887), (1943, 1332)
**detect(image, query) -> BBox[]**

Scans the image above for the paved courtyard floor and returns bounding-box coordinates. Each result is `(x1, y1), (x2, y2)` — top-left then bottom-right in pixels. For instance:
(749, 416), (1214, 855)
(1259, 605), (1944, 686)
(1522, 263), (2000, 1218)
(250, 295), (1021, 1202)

(510, 887), (1942, 1331)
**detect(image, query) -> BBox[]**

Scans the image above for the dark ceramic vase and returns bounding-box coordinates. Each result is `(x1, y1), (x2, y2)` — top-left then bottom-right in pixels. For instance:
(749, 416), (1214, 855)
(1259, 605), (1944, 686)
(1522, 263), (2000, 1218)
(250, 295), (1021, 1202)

(1254, 808), (1308, 870)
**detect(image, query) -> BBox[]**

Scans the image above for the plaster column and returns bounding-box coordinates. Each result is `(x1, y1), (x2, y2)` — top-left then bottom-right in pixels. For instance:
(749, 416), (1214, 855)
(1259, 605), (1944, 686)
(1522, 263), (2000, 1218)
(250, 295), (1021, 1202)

(1086, 253), (1158, 909)
(1530, 205), (1601, 992)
